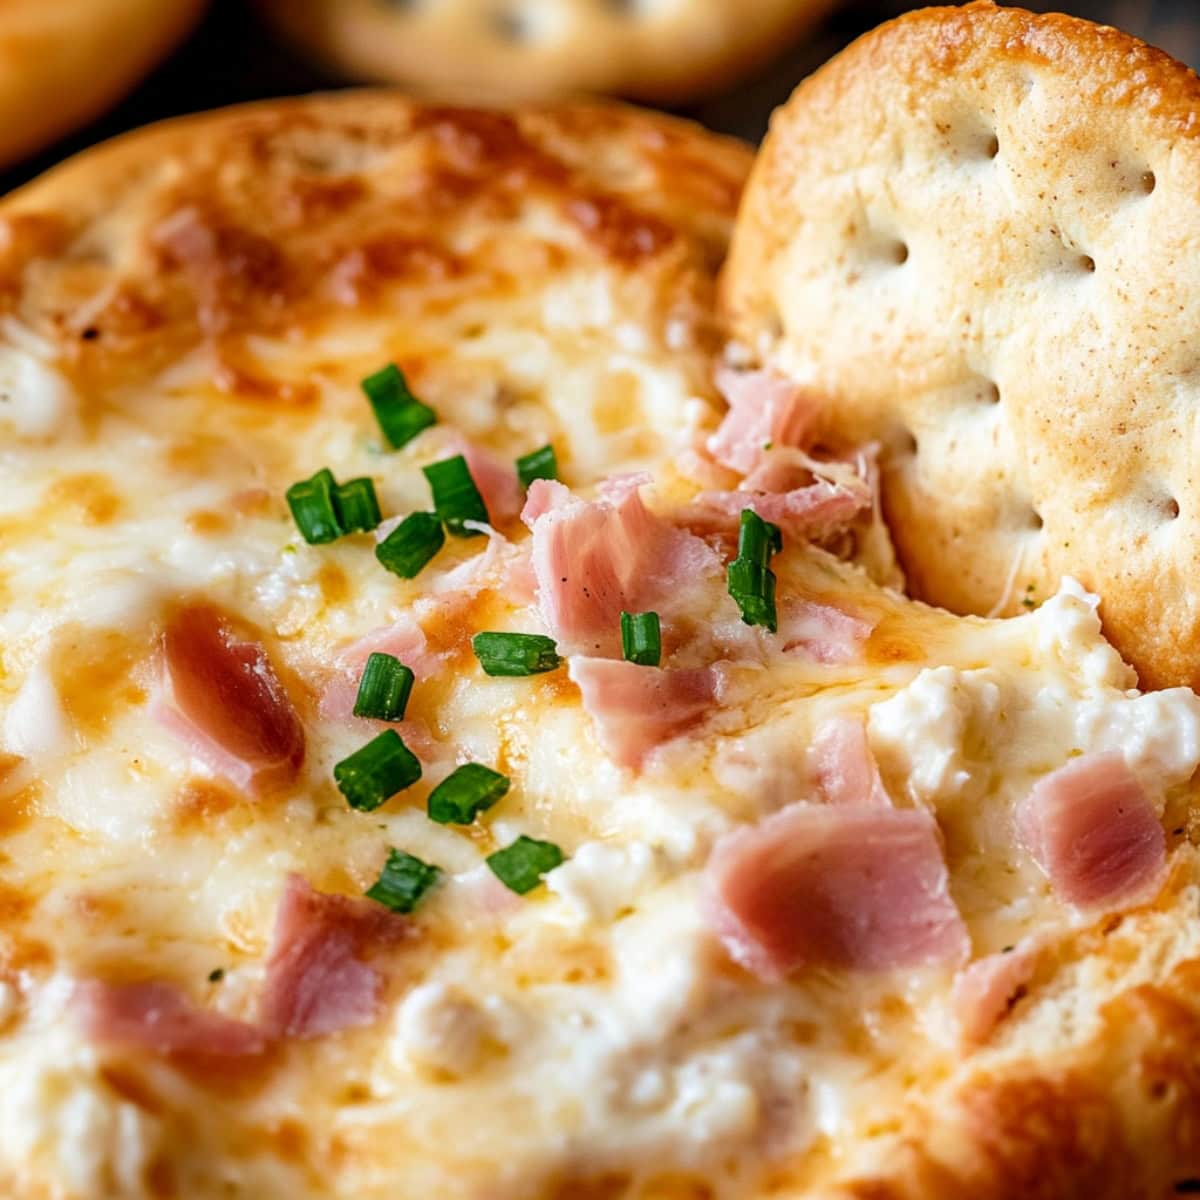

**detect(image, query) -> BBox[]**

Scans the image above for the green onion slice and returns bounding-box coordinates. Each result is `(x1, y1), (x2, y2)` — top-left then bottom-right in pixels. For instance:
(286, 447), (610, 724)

(286, 468), (342, 544)
(375, 511), (445, 579)
(427, 762), (510, 825)
(620, 610), (661, 667)
(333, 729), (422, 812)
(423, 454), (489, 537)
(736, 508), (783, 567)
(486, 835), (564, 895)
(353, 652), (415, 722)
(727, 558), (778, 632)
(472, 631), (561, 677)
(361, 363), (437, 449)
(516, 444), (558, 490)
(365, 848), (441, 914)
(333, 476), (382, 534)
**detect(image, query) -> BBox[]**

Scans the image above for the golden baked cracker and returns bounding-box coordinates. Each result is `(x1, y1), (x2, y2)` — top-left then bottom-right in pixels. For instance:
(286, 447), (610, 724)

(255, 0), (836, 104)
(723, 1), (1200, 690)
(0, 0), (207, 168)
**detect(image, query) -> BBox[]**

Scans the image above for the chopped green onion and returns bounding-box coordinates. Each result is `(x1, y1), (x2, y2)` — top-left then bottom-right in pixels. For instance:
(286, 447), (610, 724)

(736, 508), (782, 566)
(727, 558), (778, 632)
(620, 610), (661, 667)
(353, 652), (415, 722)
(728, 509), (781, 632)
(333, 476), (382, 534)
(362, 363), (437, 449)
(516, 444), (558, 489)
(333, 729), (422, 812)
(423, 455), (489, 537)
(286, 468), (342, 544)
(427, 762), (510, 825)
(375, 511), (445, 578)
(472, 631), (561, 677)
(486, 835), (564, 895)
(365, 848), (441, 914)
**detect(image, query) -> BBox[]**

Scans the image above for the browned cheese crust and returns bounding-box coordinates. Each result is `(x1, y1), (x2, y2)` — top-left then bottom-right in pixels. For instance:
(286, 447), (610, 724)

(722, 1), (1200, 691)
(0, 0), (207, 168)
(0, 90), (751, 394)
(256, 0), (837, 105)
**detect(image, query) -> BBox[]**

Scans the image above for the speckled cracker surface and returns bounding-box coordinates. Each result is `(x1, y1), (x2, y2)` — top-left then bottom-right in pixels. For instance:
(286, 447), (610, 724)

(256, 0), (836, 105)
(723, 0), (1200, 690)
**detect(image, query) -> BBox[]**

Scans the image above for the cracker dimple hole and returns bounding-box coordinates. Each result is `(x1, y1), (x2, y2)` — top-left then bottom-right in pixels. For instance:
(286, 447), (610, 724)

(985, 133), (1000, 159)
(1141, 170), (1157, 195)
(1078, 254), (1096, 274)
(890, 240), (909, 266)
(897, 430), (918, 457)
(985, 381), (1000, 404)
(1028, 508), (1043, 531)
(1163, 496), (1181, 521)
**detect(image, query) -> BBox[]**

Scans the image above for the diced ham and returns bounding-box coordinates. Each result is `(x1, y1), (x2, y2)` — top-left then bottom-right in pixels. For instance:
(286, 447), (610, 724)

(779, 598), (875, 664)
(333, 614), (441, 683)
(1015, 753), (1166, 911)
(692, 478), (869, 544)
(808, 716), (890, 807)
(953, 940), (1040, 1044)
(568, 657), (719, 769)
(526, 476), (719, 657)
(706, 803), (968, 979)
(707, 368), (817, 475)
(74, 979), (265, 1057)
(155, 604), (305, 797)
(259, 875), (408, 1039)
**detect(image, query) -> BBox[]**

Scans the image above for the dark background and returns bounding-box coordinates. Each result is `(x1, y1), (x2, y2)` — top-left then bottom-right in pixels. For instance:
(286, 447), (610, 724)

(1, 0), (1195, 193)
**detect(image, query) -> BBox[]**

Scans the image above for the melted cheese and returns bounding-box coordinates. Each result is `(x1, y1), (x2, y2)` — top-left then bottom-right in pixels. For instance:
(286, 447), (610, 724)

(2, 286), (1199, 1200)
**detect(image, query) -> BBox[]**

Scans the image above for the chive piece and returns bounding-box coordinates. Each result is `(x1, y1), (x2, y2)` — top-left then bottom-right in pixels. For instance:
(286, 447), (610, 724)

(333, 729), (422, 812)
(333, 476), (382, 534)
(736, 507), (782, 566)
(727, 509), (781, 632)
(486, 835), (564, 895)
(727, 559), (778, 631)
(375, 511), (445, 579)
(620, 610), (661, 667)
(428, 763), (510, 825)
(516, 444), (558, 490)
(286, 468), (343, 544)
(362, 363), (437, 449)
(353, 652), (415, 722)
(472, 631), (561, 677)
(365, 848), (441, 914)
(423, 454), (489, 537)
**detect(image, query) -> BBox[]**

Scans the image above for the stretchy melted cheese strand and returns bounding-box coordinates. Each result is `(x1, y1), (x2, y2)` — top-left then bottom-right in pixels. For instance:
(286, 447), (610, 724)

(365, 848), (441, 913)
(361, 363), (437, 449)
(472, 632), (561, 677)
(353, 653), (415, 722)
(487, 835), (564, 895)
(375, 511), (445, 579)
(427, 763), (510, 825)
(333, 729), (422, 812)
(423, 454), (490, 537)
(620, 610), (662, 667)
(516, 444), (558, 489)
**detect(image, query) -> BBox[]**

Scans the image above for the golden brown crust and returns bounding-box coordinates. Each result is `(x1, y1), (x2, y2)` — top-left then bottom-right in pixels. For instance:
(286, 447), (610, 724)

(0, 0), (207, 168)
(723, 1), (1200, 690)
(255, 0), (836, 105)
(0, 90), (751, 393)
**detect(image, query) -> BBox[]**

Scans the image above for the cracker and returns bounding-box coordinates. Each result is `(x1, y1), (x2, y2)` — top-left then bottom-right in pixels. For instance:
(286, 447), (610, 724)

(723, 1), (1200, 689)
(256, 0), (835, 104)
(0, 0), (206, 168)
